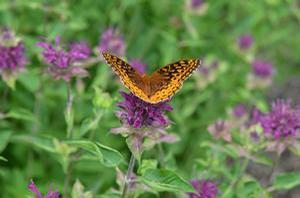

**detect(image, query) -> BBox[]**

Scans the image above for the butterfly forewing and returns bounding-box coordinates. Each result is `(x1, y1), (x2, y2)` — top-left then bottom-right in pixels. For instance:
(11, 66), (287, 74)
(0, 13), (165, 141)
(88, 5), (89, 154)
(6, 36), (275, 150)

(149, 59), (201, 103)
(102, 52), (151, 102)
(102, 52), (201, 104)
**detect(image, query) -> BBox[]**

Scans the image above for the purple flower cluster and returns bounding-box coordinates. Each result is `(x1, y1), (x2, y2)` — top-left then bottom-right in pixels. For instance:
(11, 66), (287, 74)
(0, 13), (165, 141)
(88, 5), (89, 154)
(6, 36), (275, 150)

(0, 28), (26, 71)
(28, 180), (59, 198)
(260, 100), (300, 139)
(129, 59), (147, 74)
(189, 179), (218, 198)
(232, 104), (247, 117)
(251, 59), (273, 78)
(237, 34), (253, 49)
(37, 37), (90, 81)
(208, 119), (232, 142)
(98, 27), (126, 57)
(191, 0), (203, 8)
(116, 91), (172, 128)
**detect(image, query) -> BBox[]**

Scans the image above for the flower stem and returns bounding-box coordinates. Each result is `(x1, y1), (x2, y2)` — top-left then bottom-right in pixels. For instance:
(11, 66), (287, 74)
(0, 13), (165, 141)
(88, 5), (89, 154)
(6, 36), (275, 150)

(267, 153), (280, 186)
(66, 82), (74, 139)
(122, 154), (136, 198)
(63, 160), (72, 198)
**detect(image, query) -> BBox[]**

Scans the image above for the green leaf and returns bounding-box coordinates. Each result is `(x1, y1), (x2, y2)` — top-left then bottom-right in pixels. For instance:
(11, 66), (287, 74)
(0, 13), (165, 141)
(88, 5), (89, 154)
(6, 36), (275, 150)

(0, 156), (7, 161)
(0, 130), (12, 153)
(11, 135), (56, 153)
(138, 159), (158, 175)
(72, 179), (93, 198)
(141, 169), (194, 193)
(7, 108), (36, 122)
(272, 172), (300, 190)
(65, 140), (123, 167)
(96, 142), (124, 167)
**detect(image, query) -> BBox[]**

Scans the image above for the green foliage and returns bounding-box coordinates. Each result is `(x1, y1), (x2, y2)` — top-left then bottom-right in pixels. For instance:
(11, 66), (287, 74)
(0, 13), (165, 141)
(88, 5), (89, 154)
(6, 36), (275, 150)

(0, 0), (299, 197)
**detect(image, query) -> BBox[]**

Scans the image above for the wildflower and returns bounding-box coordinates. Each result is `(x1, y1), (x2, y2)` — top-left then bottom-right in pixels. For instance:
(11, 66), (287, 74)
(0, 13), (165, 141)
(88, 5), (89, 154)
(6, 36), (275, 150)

(232, 104), (246, 118)
(251, 60), (273, 78)
(189, 179), (218, 198)
(112, 91), (178, 159)
(116, 91), (172, 129)
(0, 28), (26, 88)
(260, 100), (300, 139)
(190, 0), (203, 8)
(37, 36), (90, 81)
(186, 0), (208, 15)
(208, 119), (232, 142)
(247, 59), (273, 89)
(260, 99), (300, 154)
(237, 34), (253, 49)
(97, 27), (126, 57)
(129, 59), (146, 74)
(28, 180), (59, 198)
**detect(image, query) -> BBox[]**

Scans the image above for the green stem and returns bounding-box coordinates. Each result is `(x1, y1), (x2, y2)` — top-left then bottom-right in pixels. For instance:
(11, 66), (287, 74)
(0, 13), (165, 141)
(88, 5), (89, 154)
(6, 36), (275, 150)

(267, 154), (280, 185)
(122, 154), (136, 198)
(66, 82), (74, 139)
(229, 158), (249, 190)
(63, 160), (73, 198)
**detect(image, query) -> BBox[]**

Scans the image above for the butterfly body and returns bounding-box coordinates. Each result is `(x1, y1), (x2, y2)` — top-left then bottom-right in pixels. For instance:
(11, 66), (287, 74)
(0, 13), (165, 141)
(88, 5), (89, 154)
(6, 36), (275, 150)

(102, 52), (201, 104)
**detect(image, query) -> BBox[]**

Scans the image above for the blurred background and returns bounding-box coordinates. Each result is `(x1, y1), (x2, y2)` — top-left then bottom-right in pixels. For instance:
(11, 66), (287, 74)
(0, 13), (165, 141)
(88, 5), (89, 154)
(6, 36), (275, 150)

(0, 0), (299, 197)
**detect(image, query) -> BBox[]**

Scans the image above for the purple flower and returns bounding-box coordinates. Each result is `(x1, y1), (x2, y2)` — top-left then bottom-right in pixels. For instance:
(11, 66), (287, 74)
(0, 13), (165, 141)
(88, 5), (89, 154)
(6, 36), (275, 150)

(112, 91), (178, 159)
(98, 27), (126, 57)
(251, 60), (273, 78)
(233, 104), (246, 117)
(28, 180), (59, 198)
(191, 0), (203, 8)
(237, 34), (253, 49)
(0, 28), (26, 71)
(116, 91), (172, 128)
(208, 119), (232, 142)
(129, 59), (146, 74)
(69, 41), (91, 61)
(37, 36), (90, 81)
(189, 179), (218, 198)
(260, 99), (300, 139)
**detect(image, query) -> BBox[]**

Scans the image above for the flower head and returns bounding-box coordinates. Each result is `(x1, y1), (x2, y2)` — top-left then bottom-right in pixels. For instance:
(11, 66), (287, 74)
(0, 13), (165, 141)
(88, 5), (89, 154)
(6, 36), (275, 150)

(189, 179), (218, 198)
(98, 27), (126, 57)
(190, 0), (203, 8)
(28, 180), (59, 198)
(208, 119), (232, 142)
(237, 34), (253, 49)
(0, 28), (26, 80)
(112, 91), (177, 159)
(251, 59), (273, 78)
(260, 99), (300, 139)
(116, 91), (172, 128)
(37, 36), (90, 81)
(232, 104), (247, 117)
(129, 59), (146, 74)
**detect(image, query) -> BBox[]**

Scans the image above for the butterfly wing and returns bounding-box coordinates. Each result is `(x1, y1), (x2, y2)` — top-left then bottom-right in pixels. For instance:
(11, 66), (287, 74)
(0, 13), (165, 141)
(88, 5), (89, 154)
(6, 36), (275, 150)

(102, 52), (151, 102)
(149, 59), (201, 103)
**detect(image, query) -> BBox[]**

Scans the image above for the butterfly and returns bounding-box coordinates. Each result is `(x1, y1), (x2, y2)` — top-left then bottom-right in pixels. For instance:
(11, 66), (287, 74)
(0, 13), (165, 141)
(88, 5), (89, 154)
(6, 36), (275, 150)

(102, 52), (202, 104)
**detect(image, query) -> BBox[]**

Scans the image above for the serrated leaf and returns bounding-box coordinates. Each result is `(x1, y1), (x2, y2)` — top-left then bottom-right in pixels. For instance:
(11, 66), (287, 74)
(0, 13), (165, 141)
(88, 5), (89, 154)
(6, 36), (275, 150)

(141, 169), (194, 193)
(272, 172), (300, 190)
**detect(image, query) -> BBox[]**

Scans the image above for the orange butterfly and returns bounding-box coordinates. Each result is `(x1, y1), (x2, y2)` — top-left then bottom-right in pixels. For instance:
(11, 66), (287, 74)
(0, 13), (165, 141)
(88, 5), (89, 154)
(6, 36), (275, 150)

(102, 52), (201, 104)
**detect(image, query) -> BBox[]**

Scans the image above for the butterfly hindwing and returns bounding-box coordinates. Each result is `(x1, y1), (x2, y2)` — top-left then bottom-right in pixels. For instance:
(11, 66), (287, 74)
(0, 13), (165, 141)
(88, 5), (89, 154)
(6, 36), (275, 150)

(102, 52), (151, 102)
(149, 59), (201, 103)
(102, 52), (201, 104)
